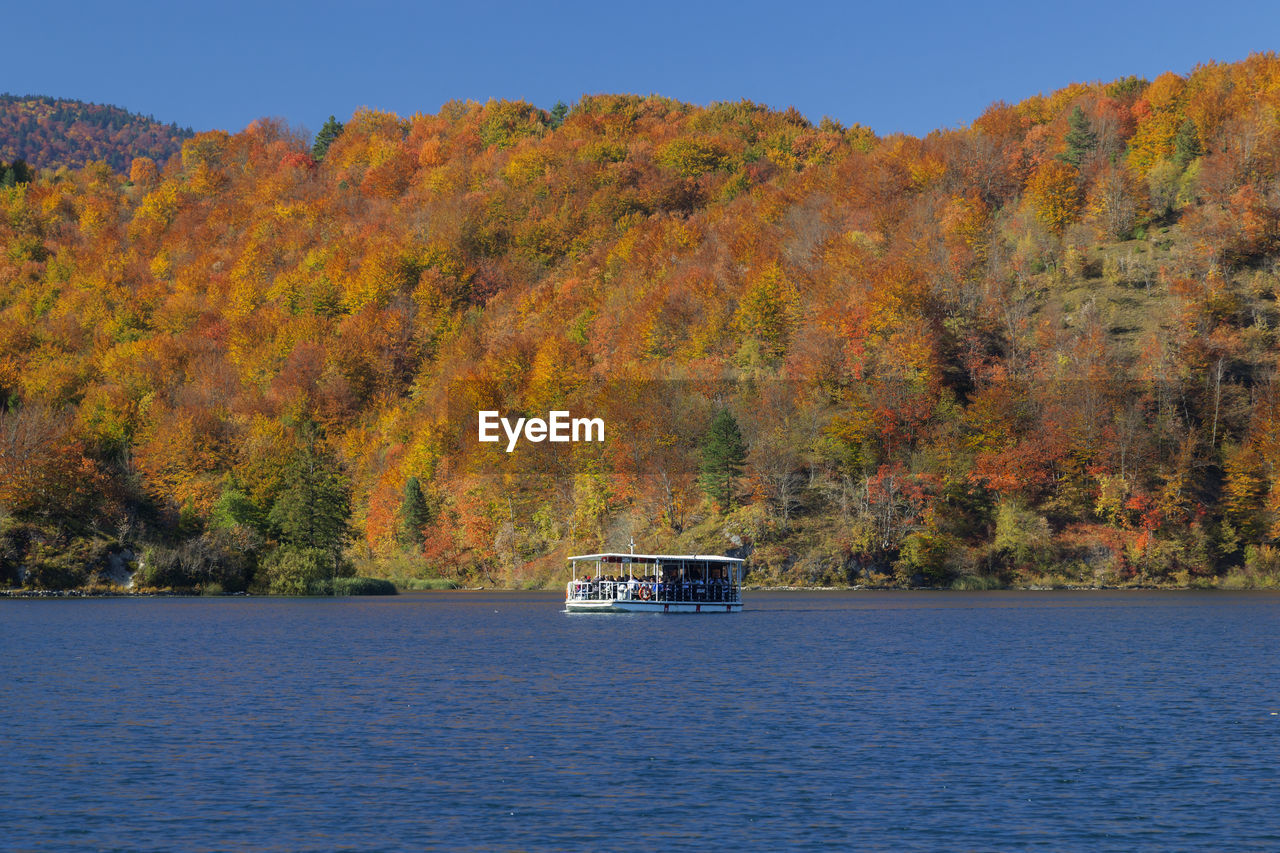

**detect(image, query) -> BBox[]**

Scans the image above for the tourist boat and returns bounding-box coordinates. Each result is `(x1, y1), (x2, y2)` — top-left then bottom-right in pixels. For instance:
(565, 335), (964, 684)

(565, 549), (744, 613)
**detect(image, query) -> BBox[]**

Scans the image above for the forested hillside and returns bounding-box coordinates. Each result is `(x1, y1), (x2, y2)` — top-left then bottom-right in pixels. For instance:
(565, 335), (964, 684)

(0, 95), (192, 172)
(3, 55), (1280, 592)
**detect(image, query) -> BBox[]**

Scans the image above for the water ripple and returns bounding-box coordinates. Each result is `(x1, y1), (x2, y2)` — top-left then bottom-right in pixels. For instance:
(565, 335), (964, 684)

(3, 591), (1280, 850)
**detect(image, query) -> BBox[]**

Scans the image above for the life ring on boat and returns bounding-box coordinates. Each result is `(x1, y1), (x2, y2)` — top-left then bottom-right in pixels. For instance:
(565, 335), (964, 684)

(638, 585), (651, 600)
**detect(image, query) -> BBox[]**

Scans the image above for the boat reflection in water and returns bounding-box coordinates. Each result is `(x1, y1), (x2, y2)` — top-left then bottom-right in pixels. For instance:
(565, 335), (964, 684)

(565, 551), (743, 613)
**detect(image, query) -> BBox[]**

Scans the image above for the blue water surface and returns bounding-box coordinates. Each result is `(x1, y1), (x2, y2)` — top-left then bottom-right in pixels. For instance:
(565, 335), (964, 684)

(3, 590), (1280, 851)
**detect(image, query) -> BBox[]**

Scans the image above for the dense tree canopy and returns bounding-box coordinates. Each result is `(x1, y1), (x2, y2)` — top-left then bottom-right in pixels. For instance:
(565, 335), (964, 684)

(4, 55), (1280, 590)
(0, 94), (191, 171)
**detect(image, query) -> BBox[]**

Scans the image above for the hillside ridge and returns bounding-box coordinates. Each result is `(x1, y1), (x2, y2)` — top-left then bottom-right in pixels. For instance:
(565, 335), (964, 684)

(0, 93), (193, 172)
(2, 55), (1280, 593)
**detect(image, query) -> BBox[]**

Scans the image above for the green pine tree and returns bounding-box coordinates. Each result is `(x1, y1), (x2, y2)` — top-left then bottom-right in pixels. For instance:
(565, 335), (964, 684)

(268, 432), (352, 590)
(1173, 119), (1204, 169)
(1059, 106), (1098, 167)
(397, 476), (431, 547)
(0, 160), (28, 187)
(700, 409), (748, 512)
(312, 115), (345, 161)
(549, 101), (569, 129)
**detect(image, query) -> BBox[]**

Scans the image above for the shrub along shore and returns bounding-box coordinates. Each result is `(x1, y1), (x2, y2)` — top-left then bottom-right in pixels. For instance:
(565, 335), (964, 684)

(6, 511), (1280, 595)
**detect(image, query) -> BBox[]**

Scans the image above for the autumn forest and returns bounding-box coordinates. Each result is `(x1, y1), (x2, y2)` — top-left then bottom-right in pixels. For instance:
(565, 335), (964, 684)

(3, 55), (1280, 593)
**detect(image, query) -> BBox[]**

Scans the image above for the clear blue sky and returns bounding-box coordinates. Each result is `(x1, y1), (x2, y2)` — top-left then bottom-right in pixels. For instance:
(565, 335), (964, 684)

(5, 0), (1276, 138)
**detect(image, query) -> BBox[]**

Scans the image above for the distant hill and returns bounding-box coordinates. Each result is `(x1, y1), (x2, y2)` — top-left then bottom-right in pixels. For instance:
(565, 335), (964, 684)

(0, 94), (193, 172)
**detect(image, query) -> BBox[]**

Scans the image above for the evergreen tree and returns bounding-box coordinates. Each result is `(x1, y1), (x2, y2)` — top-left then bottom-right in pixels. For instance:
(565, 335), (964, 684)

(397, 476), (431, 547)
(0, 159), (31, 187)
(700, 409), (748, 512)
(549, 101), (569, 129)
(1173, 118), (1204, 169)
(268, 432), (352, 588)
(312, 115), (344, 161)
(1059, 106), (1097, 167)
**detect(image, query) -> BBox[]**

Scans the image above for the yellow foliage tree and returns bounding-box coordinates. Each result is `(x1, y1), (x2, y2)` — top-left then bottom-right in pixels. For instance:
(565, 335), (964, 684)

(129, 156), (158, 187)
(734, 261), (799, 360)
(1025, 160), (1082, 233)
(1126, 72), (1187, 176)
(1087, 164), (1144, 240)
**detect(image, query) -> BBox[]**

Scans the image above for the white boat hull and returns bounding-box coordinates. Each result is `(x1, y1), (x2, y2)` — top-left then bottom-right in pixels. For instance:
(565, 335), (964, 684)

(565, 598), (742, 613)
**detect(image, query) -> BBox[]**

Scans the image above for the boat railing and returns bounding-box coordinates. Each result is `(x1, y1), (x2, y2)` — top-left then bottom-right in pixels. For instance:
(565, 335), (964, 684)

(566, 579), (741, 604)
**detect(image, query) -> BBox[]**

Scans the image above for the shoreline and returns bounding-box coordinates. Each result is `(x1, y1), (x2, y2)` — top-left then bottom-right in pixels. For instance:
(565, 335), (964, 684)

(4, 584), (1277, 598)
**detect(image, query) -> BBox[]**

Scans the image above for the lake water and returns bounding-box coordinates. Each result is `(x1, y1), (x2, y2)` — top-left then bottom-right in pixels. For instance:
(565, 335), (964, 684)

(4, 591), (1280, 851)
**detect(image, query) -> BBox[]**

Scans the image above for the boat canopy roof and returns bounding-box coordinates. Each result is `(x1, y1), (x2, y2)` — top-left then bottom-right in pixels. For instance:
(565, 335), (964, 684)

(569, 552), (743, 563)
